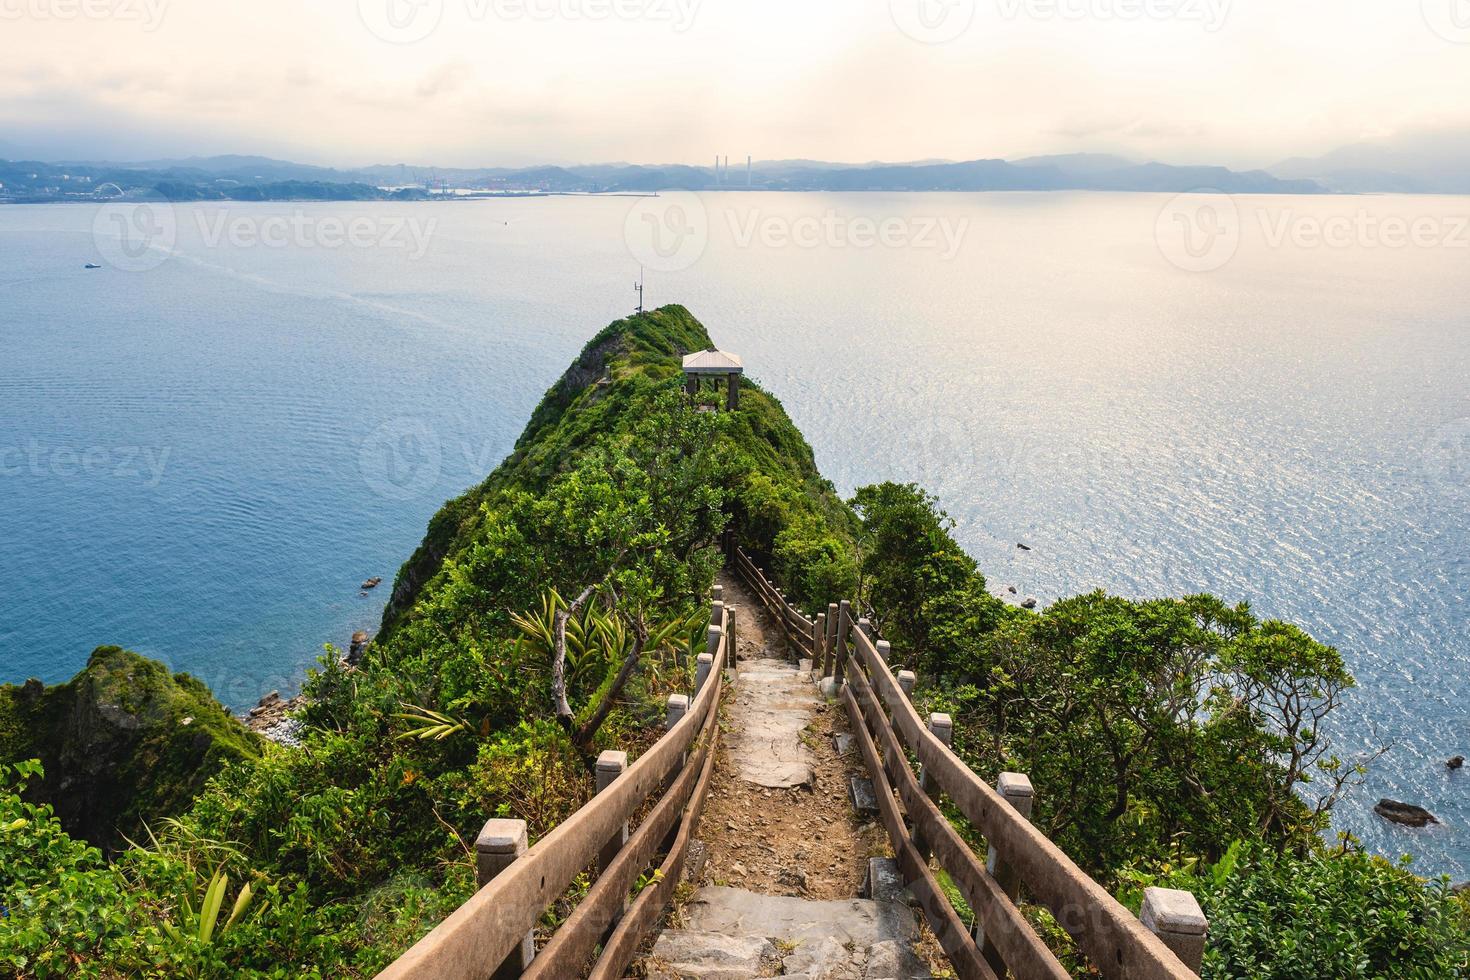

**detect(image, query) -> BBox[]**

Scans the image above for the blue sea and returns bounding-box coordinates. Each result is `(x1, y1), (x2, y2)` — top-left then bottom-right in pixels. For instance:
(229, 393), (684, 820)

(1, 193), (1466, 877)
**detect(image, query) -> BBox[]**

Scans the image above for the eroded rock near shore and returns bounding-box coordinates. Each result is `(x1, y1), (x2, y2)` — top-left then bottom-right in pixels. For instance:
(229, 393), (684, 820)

(1375, 799), (1439, 828)
(0, 647), (261, 849)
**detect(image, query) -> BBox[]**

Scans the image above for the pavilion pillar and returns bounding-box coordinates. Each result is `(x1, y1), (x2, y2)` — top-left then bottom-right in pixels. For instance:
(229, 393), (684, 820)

(727, 372), (739, 410)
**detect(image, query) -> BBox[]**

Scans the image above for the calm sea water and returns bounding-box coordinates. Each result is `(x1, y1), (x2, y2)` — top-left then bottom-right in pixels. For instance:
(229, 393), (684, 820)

(1, 193), (1466, 876)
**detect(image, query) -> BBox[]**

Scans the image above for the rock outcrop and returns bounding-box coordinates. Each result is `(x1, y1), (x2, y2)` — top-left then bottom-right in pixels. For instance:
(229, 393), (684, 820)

(0, 647), (260, 849)
(1374, 799), (1439, 828)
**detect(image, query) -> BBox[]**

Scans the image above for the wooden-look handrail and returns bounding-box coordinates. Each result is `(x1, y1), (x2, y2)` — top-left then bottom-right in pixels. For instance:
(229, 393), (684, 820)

(378, 606), (729, 980)
(844, 622), (1194, 980)
(844, 651), (1071, 980)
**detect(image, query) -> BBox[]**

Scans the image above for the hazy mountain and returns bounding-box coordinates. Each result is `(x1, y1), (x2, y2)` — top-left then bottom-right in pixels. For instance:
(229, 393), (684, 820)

(1011, 153), (1138, 175)
(1271, 130), (1470, 193)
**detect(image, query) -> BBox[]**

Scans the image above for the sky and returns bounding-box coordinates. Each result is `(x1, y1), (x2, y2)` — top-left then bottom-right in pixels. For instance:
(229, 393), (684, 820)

(1, 0), (1469, 168)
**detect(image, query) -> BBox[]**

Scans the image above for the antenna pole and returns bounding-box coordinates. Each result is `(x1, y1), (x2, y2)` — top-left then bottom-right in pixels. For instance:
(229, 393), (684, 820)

(635, 266), (644, 315)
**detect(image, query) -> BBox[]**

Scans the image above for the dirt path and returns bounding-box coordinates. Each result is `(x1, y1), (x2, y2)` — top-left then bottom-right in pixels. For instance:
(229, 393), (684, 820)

(692, 570), (884, 900)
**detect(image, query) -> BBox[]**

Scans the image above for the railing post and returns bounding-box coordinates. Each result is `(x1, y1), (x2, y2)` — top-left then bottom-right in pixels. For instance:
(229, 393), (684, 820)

(858, 617), (873, 640)
(695, 652), (714, 692)
(726, 606), (737, 663)
(823, 603), (838, 677)
(814, 612), (827, 673)
(709, 599), (724, 628)
(898, 669), (916, 699)
(976, 772), (1035, 972)
(476, 819), (534, 978)
(913, 712), (952, 861)
(876, 639), (891, 665)
(835, 600), (851, 684)
(711, 584), (723, 604)
(1141, 888), (1209, 975)
(595, 751), (629, 876)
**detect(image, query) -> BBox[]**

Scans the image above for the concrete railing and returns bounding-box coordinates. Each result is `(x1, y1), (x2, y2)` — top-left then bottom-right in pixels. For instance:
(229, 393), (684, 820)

(732, 548), (1208, 980)
(376, 593), (730, 980)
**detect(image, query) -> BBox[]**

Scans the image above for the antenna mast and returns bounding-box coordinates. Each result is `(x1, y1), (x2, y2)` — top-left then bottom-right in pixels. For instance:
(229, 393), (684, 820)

(635, 266), (645, 315)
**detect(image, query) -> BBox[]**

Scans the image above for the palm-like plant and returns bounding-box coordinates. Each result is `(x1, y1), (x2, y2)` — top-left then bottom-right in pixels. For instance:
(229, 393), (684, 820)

(162, 866), (262, 972)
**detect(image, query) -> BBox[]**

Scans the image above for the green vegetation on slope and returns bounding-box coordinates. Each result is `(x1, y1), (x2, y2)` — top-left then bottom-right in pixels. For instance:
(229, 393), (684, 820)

(0, 647), (260, 850)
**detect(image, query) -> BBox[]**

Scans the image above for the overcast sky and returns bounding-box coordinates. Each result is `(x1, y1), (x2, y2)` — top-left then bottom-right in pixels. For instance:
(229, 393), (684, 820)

(2, 0), (1468, 168)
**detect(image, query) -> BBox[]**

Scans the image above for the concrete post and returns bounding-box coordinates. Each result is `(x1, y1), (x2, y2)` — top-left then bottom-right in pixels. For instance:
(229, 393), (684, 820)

(684, 373), (697, 396)
(1141, 888), (1209, 975)
(595, 752), (629, 875)
(977, 772), (1035, 970)
(695, 652), (714, 693)
(711, 584), (723, 604)
(666, 694), (689, 730)
(709, 600), (724, 627)
(913, 712), (952, 861)
(858, 617), (873, 640)
(835, 600), (851, 684)
(476, 819), (534, 977)
(898, 670), (916, 699)
(727, 372), (739, 410)
(876, 639), (892, 665)
(706, 624), (723, 661)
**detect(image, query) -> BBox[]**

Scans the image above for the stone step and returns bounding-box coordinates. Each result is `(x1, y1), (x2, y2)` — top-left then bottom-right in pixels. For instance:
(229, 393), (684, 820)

(649, 886), (931, 979)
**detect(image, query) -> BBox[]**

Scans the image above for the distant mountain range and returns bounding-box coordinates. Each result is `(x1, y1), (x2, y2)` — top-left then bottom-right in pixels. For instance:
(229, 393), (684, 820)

(0, 152), (1327, 201)
(8, 125), (1470, 201)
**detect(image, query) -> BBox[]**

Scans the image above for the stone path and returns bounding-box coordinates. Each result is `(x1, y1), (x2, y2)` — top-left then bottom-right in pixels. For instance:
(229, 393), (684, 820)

(645, 571), (933, 979)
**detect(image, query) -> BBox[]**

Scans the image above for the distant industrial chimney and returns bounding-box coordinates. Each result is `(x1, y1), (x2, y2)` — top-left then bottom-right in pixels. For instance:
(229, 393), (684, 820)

(747, 156), (753, 188)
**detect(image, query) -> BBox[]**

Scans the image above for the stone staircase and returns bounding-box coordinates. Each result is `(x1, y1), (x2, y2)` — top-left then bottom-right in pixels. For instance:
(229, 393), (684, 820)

(645, 573), (933, 979)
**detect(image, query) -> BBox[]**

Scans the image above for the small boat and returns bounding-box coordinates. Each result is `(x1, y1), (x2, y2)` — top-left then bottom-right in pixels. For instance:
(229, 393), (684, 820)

(84, 263), (101, 269)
